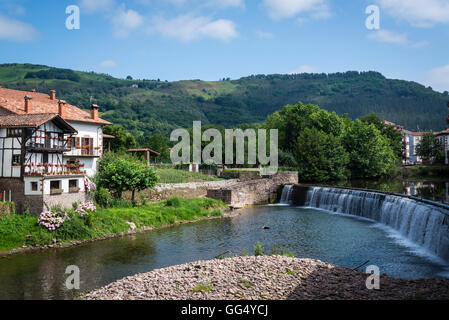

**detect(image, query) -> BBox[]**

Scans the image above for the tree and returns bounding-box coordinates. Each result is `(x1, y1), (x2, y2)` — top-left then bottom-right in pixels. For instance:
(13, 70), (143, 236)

(145, 134), (170, 160)
(416, 132), (441, 163)
(295, 127), (349, 182)
(361, 112), (403, 158)
(103, 125), (136, 152)
(343, 120), (397, 179)
(97, 158), (158, 201)
(126, 75), (133, 80)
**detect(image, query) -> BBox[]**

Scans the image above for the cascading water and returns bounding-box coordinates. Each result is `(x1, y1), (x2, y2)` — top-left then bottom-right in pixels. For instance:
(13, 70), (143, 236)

(280, 185), (294, 205)
(304, 186), (449, 263)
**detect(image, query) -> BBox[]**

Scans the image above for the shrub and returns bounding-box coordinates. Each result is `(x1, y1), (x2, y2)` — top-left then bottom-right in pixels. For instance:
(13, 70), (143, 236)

(95, 187), (113, 208)
(54, 213), (94, 240)
(254, 241), (265, 256)
(166, 197), (181, 207)
(75, 202), (96, 218)
(38, 211), (67, 231)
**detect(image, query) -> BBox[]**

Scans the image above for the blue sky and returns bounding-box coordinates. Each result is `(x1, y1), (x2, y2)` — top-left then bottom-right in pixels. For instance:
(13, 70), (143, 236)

(1, 0), (449, 92)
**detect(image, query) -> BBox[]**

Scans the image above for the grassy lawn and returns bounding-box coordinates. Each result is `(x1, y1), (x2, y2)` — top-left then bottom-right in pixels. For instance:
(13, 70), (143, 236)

(0, 198), (227, 252)
(155, 168), (223, 183)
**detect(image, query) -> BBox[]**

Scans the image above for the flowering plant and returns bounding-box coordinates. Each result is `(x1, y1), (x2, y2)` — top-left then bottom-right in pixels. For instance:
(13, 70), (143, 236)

(84, 176), (96, 192)
(38, 211), (67, 231)
(75, 201), (96, 218)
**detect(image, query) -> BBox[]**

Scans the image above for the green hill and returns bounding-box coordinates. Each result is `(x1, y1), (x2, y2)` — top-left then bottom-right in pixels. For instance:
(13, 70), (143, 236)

(0, 63), (447, 138)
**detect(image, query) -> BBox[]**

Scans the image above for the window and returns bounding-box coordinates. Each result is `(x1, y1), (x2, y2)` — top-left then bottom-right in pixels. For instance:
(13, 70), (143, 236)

(50, 180), (61, 190)
(31, 182), (38, 191)
(81, 137), (94, 155)
(7, 128), (22, 137)
(50, 180), (62, 195)
(69, 179), (78, 188)
(12, 155), (21, 166)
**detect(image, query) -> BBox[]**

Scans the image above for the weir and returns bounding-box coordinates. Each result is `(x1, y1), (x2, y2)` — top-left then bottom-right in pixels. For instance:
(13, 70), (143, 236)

(282, 185), (449, 263)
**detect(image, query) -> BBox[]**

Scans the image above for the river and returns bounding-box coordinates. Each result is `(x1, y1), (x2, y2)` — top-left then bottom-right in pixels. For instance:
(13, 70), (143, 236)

(1, 204), (448, 300)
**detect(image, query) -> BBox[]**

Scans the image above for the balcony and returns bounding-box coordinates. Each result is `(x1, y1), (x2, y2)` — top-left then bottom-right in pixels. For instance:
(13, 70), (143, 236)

(64, 147), (102, 158)
(24, 163), (86, 177)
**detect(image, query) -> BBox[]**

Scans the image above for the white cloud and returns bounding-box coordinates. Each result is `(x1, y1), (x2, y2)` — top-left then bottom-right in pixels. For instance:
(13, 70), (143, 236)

(112, 5), (144, 38)
(377, 0), (449, 27)
(99, 60), (118, 68)
(367, 29), (429, 48)
(79, 0), (115, 13)
(0, 15), (39, 42)
(263, 0), (331, 20)
(149, 14), (238, 42)
(425, 64), (449, 92)
(289, 65), (316, 74)
(256, 30), (274, 39)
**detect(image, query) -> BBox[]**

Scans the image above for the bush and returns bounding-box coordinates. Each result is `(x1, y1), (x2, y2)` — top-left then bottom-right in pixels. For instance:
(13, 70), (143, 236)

(254, 241), (264, 256)
(54, 213), (94, 240)
(95, 187), (113, 208)
(166, 197), (181, 207)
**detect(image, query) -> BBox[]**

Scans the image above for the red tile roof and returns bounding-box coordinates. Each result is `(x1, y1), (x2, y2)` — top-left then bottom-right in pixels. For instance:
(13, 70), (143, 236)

(0, 88), (111, 125)
(0, 113), (77, 133)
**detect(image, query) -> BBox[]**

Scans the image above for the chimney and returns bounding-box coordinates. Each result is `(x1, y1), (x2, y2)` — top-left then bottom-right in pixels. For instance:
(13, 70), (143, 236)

(58, 100), (66, 118)
(50, 90), (56, 100)
(91, 104), (99, 120)
(24, 96), (32, 113)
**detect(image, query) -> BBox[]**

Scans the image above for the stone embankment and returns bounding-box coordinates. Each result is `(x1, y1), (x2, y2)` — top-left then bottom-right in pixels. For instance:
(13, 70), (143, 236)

(83, 256), (449, 300)
(126, 179), (239, 203)
(207, 172), (298, 208)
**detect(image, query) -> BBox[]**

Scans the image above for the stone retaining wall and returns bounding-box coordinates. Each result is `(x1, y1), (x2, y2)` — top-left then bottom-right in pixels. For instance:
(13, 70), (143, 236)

(207, 172), (298, 208)
(125, 179), (240, 203)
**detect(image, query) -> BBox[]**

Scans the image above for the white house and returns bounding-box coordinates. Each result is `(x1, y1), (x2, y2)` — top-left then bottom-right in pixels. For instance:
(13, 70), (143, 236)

(0, 88), (111, 215)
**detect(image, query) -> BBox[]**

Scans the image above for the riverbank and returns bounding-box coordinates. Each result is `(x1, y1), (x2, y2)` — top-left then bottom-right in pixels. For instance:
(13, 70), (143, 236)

(83, 255), (449, 300)
(0, 198), (229, 256)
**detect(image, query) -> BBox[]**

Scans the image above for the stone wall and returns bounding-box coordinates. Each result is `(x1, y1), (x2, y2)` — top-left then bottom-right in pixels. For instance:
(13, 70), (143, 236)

(125, 179), (240, 203)
(0, 177), (88, 216)
(207, 172), (298, 208)
(43, 191), (88, 212)
(219, 171), (262, 181)
(0, 178), (43, 215)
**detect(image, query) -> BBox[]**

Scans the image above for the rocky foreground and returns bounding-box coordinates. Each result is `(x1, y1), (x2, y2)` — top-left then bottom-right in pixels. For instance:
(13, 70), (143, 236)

(84, 256), (449, 300)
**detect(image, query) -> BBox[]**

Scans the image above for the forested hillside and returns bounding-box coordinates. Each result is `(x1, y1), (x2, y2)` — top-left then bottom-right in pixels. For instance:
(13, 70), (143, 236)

(0, 63), (447, 139)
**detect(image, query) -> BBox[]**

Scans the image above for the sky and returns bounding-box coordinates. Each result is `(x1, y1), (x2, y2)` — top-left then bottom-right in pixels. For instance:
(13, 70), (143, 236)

(0, 0), (449, 92)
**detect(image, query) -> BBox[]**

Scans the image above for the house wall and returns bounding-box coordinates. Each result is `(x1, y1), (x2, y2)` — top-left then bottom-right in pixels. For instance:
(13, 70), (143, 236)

(0, 128), (22, 178)
(65, 121), (103, 176)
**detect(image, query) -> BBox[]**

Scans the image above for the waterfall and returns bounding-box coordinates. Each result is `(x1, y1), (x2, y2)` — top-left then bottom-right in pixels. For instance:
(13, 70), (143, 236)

(280, 185), (294, 205)
(304, 187), (449, 263)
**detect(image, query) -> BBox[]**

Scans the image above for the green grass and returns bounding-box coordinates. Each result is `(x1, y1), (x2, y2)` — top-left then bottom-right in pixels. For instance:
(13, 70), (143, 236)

(155, 168), (223, 183)
(239, 279), (254, 289)
(0, 197), (227, 251)
(192, 283), (213, 293)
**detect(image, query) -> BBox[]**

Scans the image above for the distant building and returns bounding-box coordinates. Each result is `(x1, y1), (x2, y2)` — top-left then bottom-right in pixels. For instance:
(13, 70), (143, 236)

(383, 120), (424, 165)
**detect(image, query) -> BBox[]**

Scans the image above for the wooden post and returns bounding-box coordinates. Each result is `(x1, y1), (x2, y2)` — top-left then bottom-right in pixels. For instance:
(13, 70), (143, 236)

(146, 150), (150, 166)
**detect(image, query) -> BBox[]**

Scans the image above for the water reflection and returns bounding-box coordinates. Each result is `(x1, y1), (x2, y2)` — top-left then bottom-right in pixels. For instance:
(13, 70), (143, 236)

(1, 205), (448, 300)
(341, 180), (449, 204)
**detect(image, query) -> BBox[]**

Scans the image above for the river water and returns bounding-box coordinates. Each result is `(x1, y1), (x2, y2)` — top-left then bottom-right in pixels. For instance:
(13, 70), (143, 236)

(1, 205), (448, 300)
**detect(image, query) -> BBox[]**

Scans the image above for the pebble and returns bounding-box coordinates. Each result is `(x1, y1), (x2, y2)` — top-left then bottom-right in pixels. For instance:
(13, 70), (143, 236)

(83, 256), (449, 300)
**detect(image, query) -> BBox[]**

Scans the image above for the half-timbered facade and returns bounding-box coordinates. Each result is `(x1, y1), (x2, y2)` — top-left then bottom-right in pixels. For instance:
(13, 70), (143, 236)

(0, 88), (112, 215)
